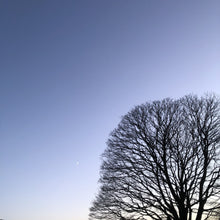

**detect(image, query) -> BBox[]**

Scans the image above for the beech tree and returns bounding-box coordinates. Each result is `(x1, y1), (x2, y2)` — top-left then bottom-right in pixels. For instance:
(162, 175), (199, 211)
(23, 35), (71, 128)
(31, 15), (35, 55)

(90, 95), (220, 220)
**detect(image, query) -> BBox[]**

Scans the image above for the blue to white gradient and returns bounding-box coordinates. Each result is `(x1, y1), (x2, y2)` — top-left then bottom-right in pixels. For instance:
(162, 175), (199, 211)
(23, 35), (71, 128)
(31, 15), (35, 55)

(0, 1), (220, 220)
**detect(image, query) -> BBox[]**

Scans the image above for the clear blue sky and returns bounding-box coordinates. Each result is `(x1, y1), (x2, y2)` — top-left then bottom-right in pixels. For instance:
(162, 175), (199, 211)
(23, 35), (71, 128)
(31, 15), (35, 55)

(0, 1), (220, 220)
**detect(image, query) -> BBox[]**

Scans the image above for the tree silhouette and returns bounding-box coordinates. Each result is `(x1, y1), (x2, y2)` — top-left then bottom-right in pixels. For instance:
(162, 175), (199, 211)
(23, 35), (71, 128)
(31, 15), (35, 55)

(90, 95), (220, 220)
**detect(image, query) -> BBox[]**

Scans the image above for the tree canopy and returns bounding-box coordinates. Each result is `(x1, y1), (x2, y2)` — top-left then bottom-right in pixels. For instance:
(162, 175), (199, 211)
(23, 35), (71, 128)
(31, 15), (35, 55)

(90, 95), (220, 220)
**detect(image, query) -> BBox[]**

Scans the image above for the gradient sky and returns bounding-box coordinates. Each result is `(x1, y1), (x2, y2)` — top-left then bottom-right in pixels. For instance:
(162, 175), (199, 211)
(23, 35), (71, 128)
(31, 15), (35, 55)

(0, 1), (220, 220)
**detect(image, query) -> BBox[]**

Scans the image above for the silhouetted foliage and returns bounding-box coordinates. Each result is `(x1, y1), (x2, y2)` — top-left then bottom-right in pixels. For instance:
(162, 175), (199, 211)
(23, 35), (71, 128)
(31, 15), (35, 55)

(90, 95), (220, 220)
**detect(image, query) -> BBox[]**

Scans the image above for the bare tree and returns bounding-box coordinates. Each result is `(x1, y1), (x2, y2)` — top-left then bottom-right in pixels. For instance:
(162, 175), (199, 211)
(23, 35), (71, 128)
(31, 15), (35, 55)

(90, 95), (220, 220)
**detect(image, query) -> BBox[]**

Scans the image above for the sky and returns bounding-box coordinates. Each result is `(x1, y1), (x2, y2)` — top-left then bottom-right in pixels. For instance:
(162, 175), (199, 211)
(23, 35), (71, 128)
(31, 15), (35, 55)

(0, 1), (220, 220)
